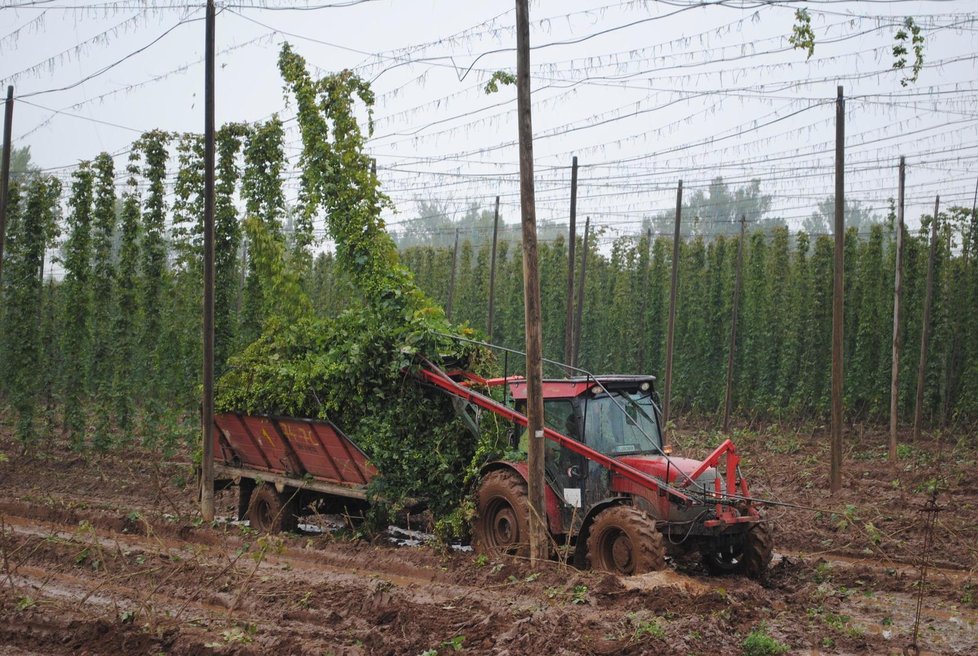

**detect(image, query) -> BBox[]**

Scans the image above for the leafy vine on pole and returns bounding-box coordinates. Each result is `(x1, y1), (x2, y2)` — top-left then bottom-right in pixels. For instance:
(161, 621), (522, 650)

(91, 152), (117, 449)
(113, 151), (142, 434)
(63, 161), (95, 449)
(217, 44), (499, 526)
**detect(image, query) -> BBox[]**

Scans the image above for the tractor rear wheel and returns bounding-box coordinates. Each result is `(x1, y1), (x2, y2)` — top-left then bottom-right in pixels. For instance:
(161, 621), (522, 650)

(702, 521), (773, 578)
(247, 484), (299, 534)
(473, 470), (530, 558)
(587, 505), (665, 575)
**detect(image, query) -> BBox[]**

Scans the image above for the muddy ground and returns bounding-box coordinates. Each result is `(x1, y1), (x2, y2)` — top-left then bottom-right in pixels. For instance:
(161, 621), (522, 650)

(0, 418), (976, 655)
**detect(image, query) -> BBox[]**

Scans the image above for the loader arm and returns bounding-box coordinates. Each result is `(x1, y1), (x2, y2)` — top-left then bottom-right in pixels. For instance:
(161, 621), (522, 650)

(415, 361), (697, 506)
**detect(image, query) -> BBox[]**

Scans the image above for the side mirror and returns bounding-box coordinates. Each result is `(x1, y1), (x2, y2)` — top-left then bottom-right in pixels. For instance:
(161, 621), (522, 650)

(566, 465), (583, 480)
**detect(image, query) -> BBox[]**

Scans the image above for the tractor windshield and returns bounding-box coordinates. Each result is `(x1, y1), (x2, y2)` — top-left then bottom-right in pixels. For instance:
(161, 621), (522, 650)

(583, 391), (662, 456)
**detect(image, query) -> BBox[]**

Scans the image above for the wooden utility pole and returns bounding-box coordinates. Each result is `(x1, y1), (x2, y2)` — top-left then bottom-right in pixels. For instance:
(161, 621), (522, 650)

(200, 0), (217, 523)
(663, 180), (683, 427)
(913, 195), (940, 444)
(486, 195), (500, 339)
(572, 216), (589, 367)
(723, 216), (747, 433)
(446, 226), (460, 319)
(830, 85), (845, 494)
(514, 0), (547, 564)
(0, 85), (13, 290)
(889, 157), (906, 465)
(564, 155), (578, 365)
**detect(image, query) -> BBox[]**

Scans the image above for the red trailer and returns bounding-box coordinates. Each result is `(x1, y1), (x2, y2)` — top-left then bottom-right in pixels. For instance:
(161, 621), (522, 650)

(213, 413), (377, 532)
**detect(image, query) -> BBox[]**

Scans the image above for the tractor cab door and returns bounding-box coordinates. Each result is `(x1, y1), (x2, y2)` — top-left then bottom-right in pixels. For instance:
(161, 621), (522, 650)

(542, 400), (587, 528)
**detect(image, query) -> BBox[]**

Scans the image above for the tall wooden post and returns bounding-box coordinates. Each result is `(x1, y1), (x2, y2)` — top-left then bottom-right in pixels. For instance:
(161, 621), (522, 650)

(446, 226), (460, 319)
(889, 157), (906, 464)
(913, 195), (940, 444)
(564, 155), (578, 365)
(514, 0), (547, 564)
(663, 180), (683, 427)
(830, 86), (845, 494)
(200, 0), (217, 523)
(723, 216), (746, 433)
(486, 195), (500, 339)
(572, 216), (589, 367)
(0, 85), (13, 290)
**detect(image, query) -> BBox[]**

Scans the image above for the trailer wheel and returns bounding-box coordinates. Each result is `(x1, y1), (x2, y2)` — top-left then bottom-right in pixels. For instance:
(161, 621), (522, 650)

(473, 470), (530, 558)
(248, 484), (299, 534)
(237, 479), (255, 522)
(702, 521), (773, 578)
(587, 505), (665, 575)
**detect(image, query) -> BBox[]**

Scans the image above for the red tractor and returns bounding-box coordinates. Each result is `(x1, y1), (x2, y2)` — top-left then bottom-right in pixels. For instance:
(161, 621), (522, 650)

(214, 358), (772, 578)
(419, 366), (773, 578)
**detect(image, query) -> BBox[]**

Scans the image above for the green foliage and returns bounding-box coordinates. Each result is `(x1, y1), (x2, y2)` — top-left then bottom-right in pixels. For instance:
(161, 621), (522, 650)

(90, 152), (117, 449)
(386, 198), (978, 427)
(279, 44), (424, 318)
(788, 9), (815, 60)
(893, 17), (925, 87)
(134, 130), (171, 392)
(63, 162), (95, 449)
(3, 176), (61, 444)
(632, 617), (665, 640)
(241, 118), (287, 343)
(742, 623), (789, 656)
(217, 45), (501, 518)
(484, 70), (516, 94)
(113, 152), (143, 433)
(215, 123), (249, 373)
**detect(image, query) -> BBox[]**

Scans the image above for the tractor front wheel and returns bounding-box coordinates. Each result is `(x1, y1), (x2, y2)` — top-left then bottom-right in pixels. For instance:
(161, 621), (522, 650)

(472, 470), (531, 558)
(702, 521), (773, 578)
(587, 505), (665, 575)
(247, 484), (299, 534)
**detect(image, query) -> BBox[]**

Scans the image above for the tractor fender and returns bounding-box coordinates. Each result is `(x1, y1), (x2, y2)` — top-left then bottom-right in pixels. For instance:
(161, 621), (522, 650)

(478, 461), (564, 535)
(573, 496), (632, 569)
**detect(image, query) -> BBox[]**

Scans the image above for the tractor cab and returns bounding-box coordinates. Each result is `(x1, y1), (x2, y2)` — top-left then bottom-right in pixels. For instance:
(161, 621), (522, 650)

(508, 376), (667, 531)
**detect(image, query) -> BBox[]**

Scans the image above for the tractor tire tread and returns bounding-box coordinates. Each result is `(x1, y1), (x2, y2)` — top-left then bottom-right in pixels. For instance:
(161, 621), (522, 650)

(587, 505), (665, 575)
(473, 469), (531, 558)
(743, 521), (774, 579)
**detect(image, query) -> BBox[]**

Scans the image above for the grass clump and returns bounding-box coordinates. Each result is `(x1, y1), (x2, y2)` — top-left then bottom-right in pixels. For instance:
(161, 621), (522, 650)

(742, 623), (789, 656)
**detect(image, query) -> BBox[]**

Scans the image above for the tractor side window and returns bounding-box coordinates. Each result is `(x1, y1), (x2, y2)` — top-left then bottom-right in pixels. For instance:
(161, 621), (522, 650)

(543, 400), (577, 438)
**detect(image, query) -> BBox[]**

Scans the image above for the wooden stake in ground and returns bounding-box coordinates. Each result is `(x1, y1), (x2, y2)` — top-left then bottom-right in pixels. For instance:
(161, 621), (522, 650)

(486, 195), (500, 339)
(564, 155), (578, 366)
(201, 0), (217, 523)
(889, 157), (906, 464)
(514, 0), (547, 564)
(723, 216), (746, 433)
(830, 85), (845, 494)
(913, 195), (940, 444)
(0, 85), (13, 291)
(663, 180), (682, 427)
(572, 216), (589, 368)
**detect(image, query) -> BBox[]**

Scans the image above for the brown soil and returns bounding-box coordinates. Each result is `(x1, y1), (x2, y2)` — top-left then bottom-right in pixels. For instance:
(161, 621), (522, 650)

(0, 419), (975, 655)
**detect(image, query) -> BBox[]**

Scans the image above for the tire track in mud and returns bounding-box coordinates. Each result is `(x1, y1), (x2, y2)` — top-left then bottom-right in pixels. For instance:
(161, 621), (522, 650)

(0, 501), (686, 655)
(2, 491), (975, 653)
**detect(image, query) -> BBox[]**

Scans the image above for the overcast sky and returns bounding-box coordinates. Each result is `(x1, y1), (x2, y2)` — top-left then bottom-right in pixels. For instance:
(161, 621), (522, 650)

(3, 0), (977, 248)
